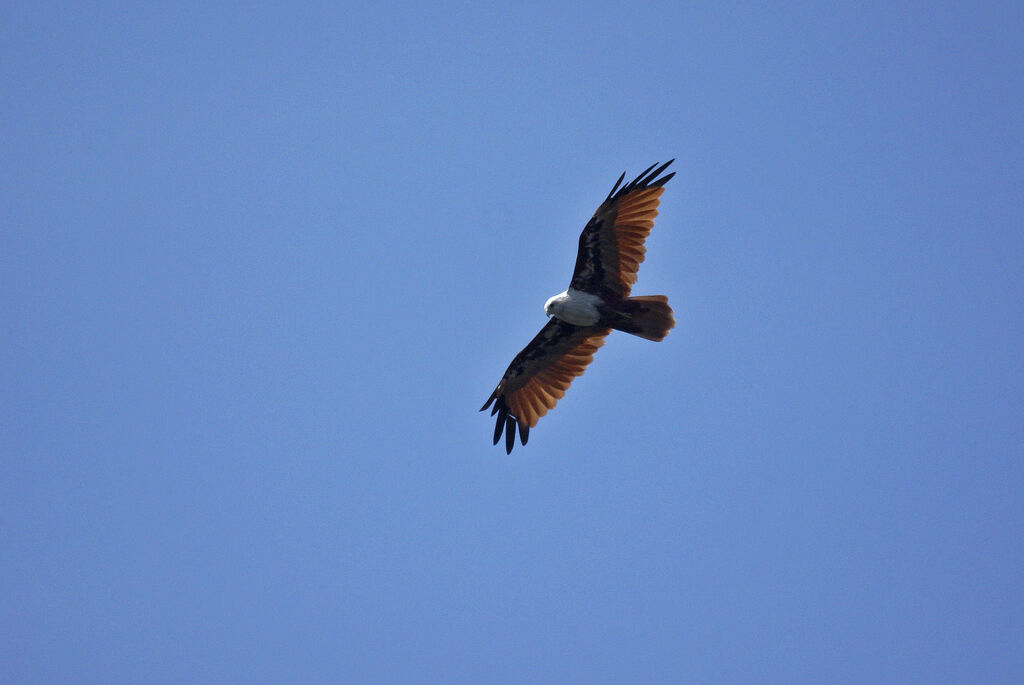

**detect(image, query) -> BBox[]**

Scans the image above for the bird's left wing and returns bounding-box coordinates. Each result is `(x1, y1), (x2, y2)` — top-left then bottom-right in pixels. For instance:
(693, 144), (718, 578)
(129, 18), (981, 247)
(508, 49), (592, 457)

(569, 160), (675, 301)
(481, 319), (611, 454)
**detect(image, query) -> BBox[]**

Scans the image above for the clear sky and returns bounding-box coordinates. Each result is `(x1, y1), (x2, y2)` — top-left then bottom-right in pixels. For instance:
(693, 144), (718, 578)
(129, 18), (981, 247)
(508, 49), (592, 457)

(3, 2), (1022, 682)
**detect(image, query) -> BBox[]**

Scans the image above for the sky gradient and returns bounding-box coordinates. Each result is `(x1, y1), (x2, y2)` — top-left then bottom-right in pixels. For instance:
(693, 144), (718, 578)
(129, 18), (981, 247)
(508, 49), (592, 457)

(3, 2), (1023, 682)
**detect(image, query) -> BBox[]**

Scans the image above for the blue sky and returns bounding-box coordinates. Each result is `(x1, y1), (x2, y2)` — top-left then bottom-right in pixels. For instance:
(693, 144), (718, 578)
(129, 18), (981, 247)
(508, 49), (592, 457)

(3, 1), (1022, 682)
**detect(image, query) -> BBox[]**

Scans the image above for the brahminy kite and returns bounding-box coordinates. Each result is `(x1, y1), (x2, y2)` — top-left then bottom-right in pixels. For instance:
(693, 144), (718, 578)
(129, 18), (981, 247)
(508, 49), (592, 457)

(481, 161), (676, 453)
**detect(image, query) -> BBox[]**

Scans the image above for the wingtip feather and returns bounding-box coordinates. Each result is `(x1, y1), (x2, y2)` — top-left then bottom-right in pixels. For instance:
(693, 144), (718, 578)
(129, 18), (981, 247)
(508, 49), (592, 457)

(606, 171), (627, 201)
(504, 416), (516, 454)
(493, 407), (507, 445)
(640, 160), (673, 187)
(652, 170), (675, 188)
(608, 160), (676, 200)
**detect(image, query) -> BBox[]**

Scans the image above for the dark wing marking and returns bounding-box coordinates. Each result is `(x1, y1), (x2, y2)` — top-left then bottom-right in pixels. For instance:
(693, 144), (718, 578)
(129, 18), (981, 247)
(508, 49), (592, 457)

(569, 160), (675, 301)
(480, 319), (611, 454)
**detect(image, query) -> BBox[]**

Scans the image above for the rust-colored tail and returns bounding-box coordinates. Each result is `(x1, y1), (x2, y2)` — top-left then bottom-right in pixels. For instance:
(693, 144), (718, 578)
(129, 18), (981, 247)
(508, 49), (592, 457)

(608, 295), (675, 341)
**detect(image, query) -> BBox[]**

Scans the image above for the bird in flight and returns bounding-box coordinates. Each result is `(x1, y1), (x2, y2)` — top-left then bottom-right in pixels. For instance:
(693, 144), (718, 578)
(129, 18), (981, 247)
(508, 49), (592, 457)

(481, 160), (676, 453)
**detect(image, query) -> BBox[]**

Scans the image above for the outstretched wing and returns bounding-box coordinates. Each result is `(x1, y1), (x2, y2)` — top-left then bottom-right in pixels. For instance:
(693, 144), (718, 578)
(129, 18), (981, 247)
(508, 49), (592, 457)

(569, 160), (675, 301)
(480, 319), (611, 454)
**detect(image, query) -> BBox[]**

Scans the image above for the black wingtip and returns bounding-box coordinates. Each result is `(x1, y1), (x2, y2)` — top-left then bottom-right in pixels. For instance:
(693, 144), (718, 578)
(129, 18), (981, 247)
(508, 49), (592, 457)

(631, 162), (659, 187)
(637, 160), (672, 187)
(504, 416), (516, 454)
(609, 160), (675, 200)
(480, 395), (495, 412)
(493, 407), (508, 445)
(653, 171), (676, 188)
(606, 171), (627, 201)
(518, 421), (529, 446)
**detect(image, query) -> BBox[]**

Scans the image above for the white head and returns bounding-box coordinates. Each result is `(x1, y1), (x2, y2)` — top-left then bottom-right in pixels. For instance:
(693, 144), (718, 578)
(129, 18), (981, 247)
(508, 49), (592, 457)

(542, 288), (603, 326)
(544, 292), (566, 318)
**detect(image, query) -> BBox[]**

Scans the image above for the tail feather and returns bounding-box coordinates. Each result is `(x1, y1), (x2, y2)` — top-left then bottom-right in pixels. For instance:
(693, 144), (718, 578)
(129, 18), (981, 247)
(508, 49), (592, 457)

(609, 295), (675, 341)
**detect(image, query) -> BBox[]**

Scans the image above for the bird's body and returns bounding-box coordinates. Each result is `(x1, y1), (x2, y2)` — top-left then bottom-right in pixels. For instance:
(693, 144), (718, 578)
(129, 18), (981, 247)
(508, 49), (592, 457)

(544, 288), (603, 326)
(482, 161), (677, 453)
